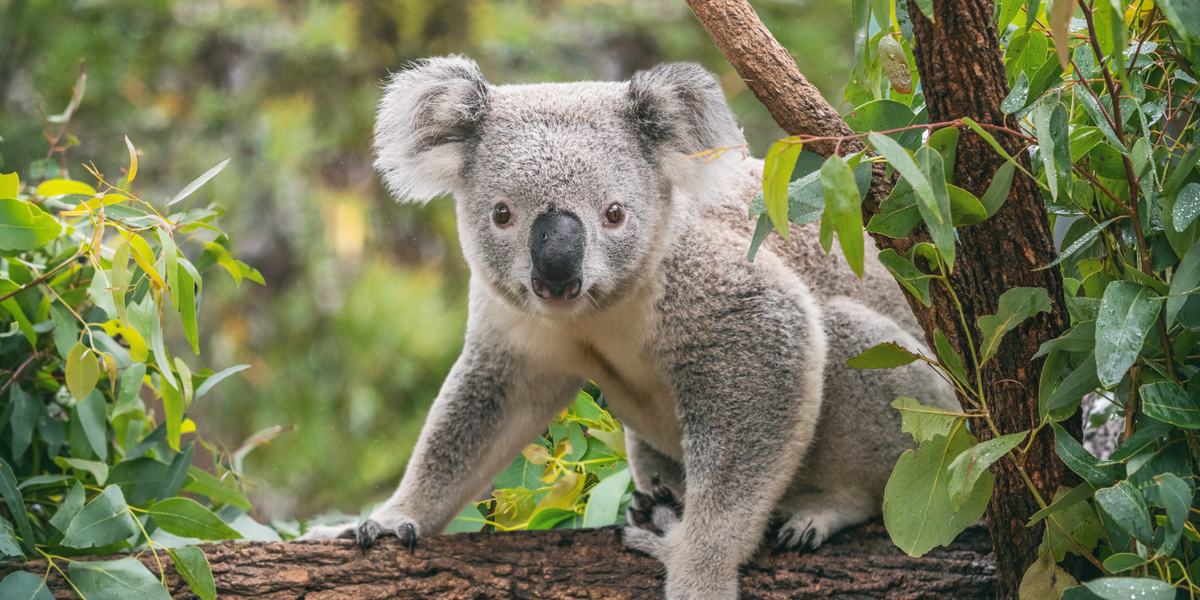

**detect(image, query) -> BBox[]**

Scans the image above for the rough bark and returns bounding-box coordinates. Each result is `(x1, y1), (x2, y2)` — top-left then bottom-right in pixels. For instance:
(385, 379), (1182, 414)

(685, 0), (1079, 598)
(4, 523), (995, 599)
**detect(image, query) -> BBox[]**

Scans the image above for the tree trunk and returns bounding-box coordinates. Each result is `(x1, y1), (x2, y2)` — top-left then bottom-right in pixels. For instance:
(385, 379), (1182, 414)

(684, 0), (1079, 597)
(3, 523), (994, 599)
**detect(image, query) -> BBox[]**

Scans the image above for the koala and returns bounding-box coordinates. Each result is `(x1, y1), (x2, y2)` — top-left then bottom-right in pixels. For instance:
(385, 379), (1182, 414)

(304, 56), (958, 600)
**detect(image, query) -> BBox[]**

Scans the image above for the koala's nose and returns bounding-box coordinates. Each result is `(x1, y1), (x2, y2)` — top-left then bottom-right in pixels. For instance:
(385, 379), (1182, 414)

(529, 209), (584, 301)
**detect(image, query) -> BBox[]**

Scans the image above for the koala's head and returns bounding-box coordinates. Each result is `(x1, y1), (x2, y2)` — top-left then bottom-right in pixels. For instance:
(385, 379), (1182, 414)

(373, 56), (744, 319)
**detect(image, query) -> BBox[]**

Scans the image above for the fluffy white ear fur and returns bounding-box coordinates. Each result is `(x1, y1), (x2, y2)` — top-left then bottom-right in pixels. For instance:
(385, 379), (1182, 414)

(627, 63), (748, 205)
(373, 56), (490, 203)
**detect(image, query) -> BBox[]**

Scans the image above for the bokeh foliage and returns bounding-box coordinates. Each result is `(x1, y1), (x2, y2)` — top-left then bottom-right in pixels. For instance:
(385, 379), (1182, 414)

(0, 0), (857, 519)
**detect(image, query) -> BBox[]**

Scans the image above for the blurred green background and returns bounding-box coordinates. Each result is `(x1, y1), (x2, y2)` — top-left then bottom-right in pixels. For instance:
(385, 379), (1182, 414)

(0, 0), (854, 522)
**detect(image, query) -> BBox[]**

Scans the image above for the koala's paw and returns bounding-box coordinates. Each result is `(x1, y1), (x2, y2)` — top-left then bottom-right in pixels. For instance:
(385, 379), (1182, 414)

(775, 513), (836, 552)
(356, 517), (422, 552)
(627, 474), (683, 534)
(623, 476), (683, 563)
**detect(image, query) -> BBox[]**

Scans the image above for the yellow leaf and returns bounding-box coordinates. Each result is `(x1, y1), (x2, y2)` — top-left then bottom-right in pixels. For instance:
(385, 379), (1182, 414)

(125, 136), (138, 184)
(101, 319), (148, 363)
(36, 179), (96, 198)
(0, 173), (19, 199)
(534, 472), (584, 512)
(123, 231), (167, 290)
(181, 418), (196, 435)
(522, 444), (551, 465)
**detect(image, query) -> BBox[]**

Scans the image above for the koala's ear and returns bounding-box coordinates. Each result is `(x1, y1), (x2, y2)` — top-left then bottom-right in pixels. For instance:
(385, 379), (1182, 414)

(374, 56), (490, 202)
(627, 63), (746, 157)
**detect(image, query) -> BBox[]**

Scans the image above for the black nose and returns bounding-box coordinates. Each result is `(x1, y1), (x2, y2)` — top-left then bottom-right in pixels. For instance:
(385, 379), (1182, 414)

(530, 209), (584, 300)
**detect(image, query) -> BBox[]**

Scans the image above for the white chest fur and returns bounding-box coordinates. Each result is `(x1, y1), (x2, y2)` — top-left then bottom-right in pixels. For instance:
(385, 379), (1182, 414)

(481, 284), (685, 462)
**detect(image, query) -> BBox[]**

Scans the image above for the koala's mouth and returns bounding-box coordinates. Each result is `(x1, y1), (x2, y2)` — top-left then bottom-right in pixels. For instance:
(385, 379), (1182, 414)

(531, 277), (582, 301)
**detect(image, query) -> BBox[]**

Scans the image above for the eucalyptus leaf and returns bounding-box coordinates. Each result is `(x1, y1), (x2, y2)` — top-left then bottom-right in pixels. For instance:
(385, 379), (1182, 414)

(1095, 282), (1160, 388)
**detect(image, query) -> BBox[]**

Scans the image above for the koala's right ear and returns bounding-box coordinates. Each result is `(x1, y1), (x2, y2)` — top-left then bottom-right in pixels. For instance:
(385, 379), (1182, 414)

(374, 56), (490, 202)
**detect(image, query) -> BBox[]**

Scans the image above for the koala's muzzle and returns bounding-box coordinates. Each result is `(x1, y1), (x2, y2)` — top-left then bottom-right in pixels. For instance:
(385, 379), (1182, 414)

(529, 209), (585, 301)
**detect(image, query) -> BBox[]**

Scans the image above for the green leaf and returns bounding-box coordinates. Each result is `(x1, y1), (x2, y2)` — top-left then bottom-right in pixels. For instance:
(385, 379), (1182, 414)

(167, 547), (217, 600)
(107, 457), (169, 505)
(980, 160), (1015, 218)
(947, 185), (987, 226)
(892, 397), (964, 444)
(183, 467), (252, 510)
(1156, 0), (1200, 42)
(1076, 90), (1128, 155)
(55, 457), (110, 486)
(444, 503), (486, 534)
(1001, 71), (1030, 114)
(0, 198), (63, 252)
(1028, 482), (1095, 526)
(844, 100), (919, 145)
(527, 507), (577, 530)
(65, 342), (100, 403)
(820, 154), (864, 277)
(1154, 472), (1191, 557)
(49, 302), (76, 360)
(77, 390), (109, 462)
(178, 261), (199, 354)
(1094, 480), (1154, 543)
(1171, 183), (1200, 232)
(9, 386), (40, 460)
(883, 421), (991, 557)
(158, 441), (195, 501)
(947, 431), (1027, 511)
(0, 519), (22, 558)
(111, 239), (131, 325)
(1108, 421), (1171, 462)
(960, 117), (1015, 163)
(49, 482), (86, 532)
(583, 467), (631, 527)
(147, 497), (244, 541)
(166, 158), (230, 208)
(62, 485), (138, 549)
(915, 146), (956, 268)
(928, 128), (958, 181)
(762, 139), (803, 242)
(193, 364), (250, 402)
(1035, 218), (1117, 271)
(933, 329), (969, 386)
(1095, 282), (1160, 388)
(1034, 321), (1096, 358)
(976, 287), (1052, 363)
(1052, 422), (1122, 488)
(69, 557), (172, 600)
(1019, 551), (1079, 600)
(877, 249), (931, 306)
(911, 0), (932, 21)
(1139, 381), (1200, 428)
(1031, 97), (1071, 202)
(151, 306), (177, 391)
(1042, 485), (1105, 562)
(869, 133), (954, 268)
(1101, 553), (1147, 573)
(1082, 578), (1175, 600)
(162, 373), (184, 452)
(0, 459), (35, 555)
(0, 572), (54, 600)
(846, 342), (920, 369)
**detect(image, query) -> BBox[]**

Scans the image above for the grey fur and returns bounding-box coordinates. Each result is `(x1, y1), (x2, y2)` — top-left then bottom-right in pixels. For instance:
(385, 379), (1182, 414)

(303, 56), (957, 600)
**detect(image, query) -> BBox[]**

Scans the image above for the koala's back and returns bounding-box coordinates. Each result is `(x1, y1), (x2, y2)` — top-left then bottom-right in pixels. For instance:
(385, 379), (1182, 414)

(703, 158), (922, 340)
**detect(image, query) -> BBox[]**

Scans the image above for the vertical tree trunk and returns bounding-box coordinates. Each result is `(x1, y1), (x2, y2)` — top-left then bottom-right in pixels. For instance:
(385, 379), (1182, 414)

(685, 0), (1080, 597)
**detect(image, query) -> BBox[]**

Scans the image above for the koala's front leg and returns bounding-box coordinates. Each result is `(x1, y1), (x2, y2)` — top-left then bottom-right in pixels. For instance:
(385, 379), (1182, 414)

(358, 341), (581, 549)
(625, 305), (825, 600)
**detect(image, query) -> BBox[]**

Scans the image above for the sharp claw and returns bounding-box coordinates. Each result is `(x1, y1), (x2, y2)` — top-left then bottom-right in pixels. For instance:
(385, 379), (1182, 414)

(356, 521), (382, 550)
(398, 522), (417, 554)
(798, 526), (815, 551)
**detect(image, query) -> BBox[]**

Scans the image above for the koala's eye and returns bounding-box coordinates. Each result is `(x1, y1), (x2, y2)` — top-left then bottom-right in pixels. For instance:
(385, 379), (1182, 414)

(605, 203), (625, 225)
(493, 203), (511, 226)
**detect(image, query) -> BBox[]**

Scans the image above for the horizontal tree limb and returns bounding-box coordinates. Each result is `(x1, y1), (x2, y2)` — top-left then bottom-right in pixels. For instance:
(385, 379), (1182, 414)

(4, 522), (995, 599)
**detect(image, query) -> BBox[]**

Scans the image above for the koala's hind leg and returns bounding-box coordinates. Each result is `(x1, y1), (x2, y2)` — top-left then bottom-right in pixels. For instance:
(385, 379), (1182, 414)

(625, 429), (686, 530)
(775, 491), (877, 550)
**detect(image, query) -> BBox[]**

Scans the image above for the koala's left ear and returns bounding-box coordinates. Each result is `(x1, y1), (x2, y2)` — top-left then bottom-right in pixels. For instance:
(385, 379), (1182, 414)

(627, 63), (746, 158)
(374, 56), (490, 202)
